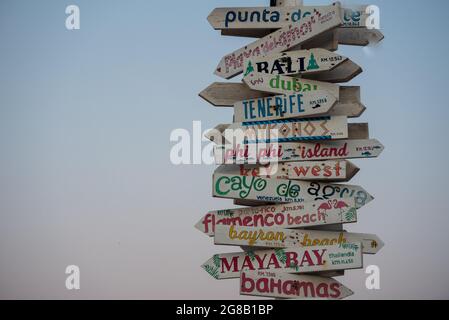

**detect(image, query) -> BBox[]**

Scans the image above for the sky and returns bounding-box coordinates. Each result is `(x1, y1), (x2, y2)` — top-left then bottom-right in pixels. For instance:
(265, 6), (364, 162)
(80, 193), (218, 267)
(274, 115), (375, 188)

(1, 0), (449, 299)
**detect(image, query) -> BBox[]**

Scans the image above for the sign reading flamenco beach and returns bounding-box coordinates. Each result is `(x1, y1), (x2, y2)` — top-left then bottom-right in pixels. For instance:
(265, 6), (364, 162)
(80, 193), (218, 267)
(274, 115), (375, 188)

(214, 225), (384, 254)
(240, 270), (354, 300)
(195, 198), (357, 237)
(214, 3), (342, 79)
(201, 243), (362, 280)
(215, 139), (384, 164)
(212, 166), (374, 208)
(233, 91), (337, 123)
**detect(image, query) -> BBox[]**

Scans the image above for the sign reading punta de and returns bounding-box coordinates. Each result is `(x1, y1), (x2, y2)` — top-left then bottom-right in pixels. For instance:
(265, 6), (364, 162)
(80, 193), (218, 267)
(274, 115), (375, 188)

(215, 4), (342, 79)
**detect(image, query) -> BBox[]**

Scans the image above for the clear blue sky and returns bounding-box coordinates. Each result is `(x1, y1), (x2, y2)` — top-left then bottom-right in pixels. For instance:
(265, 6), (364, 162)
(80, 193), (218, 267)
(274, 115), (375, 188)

(1, 0), (449, 299)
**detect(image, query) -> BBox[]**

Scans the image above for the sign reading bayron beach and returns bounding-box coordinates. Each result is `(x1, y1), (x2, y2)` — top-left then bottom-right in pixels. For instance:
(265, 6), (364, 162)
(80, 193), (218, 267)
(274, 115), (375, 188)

(234, 91), (337, 123)
(212, 166), (374, 208)
(202, 243), (362, 280)
(215, 139), (384, 164)
(208, 116), (348, 144)
(195, 198), (358, 237)
(215, 3), (342, 79)
(240, 270), (354, 300)
(214, 225), (384, 254)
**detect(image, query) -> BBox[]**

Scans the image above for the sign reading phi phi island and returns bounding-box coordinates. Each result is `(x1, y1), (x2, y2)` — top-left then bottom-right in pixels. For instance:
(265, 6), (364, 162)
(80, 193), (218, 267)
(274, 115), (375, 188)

(197, 0), (385, 300)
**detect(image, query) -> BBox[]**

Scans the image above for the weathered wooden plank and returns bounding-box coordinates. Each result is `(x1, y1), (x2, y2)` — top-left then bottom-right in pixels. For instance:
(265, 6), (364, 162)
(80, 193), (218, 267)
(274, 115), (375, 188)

(214, 138), (384, 164)
(215, 224), (384, 254)
(304, 59), (362, 83)
(240, 270), (354, 299)
(195, 198), (357, 237)
(215, 4), (342, 79)
(212, 166), (374, 208)
(337, 27), (384, 46)
(201, 243), (362, 280)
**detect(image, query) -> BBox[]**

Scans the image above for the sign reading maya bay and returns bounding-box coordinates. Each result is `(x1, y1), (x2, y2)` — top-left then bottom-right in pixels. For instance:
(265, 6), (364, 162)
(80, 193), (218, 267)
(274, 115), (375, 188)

(233, 91), (337, 123)
(214, 225), (384, 254)
(212, 166), (374, 208)
(240, 270), (354, 299)
(202, 243), (363, 280)
(215, 3), (342, 79)
(214, 139), (384, 164)
(195, 198), (358, 237)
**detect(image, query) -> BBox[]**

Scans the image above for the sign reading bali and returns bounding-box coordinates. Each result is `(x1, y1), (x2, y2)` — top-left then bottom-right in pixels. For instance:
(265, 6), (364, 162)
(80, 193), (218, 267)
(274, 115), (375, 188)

(214, 3), (342, 79)
(195, 198), (357, 237)
(240, 270), (354, 299)
(214, 225), (384, 254)
(202, 243), (363, 280)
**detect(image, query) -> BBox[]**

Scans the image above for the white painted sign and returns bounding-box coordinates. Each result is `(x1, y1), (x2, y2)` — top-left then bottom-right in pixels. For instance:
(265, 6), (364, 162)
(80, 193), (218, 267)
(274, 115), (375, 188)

(214, 224), (384, 254)
(201, 243), (363, 280)
(215, 3), (342, 79)
(195, 198), (358, 237)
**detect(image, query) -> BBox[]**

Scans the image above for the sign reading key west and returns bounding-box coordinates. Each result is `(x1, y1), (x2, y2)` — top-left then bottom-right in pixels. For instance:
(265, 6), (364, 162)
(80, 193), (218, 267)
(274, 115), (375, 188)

(215, 3), (342, 79)
(202, 243), (363, 280)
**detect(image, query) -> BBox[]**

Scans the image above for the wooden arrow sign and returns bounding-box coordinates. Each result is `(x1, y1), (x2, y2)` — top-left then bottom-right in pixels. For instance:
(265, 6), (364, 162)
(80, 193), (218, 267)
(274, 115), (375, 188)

(220, 160), (359, 182)
(208, 6), (369, 30)
(337, 28), (384, 46)
(214, 3), (342, 79)
(243, 72), (340, 99)
(234, 91), (337, 123)
(244, 48), (361, 83)
(202, 243), (362, 280)
(214, 139), (384, 164)
(199, 83), (365, 119)
(240, 270), (354, 299)
(214, 225), (384, 254)
(207, 116), (348, 144)
(212, 166), (374, 208)
(195, 198), (358, 237)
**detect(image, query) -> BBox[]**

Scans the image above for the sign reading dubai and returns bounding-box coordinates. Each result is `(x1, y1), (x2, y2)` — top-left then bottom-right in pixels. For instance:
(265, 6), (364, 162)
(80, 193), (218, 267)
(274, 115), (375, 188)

(195, 198), (357, 237)
(202, 244), (362, 280)
(215, 3), (342, 79)
(245, 48), (348, 77)
(215, 139), (384, 164)
(240, 270), (354, 300)
(214, 225), (384, 254)
(212, 166), (374, 208)
(209, 116), (348, 144)
(233, 91), (337, 123)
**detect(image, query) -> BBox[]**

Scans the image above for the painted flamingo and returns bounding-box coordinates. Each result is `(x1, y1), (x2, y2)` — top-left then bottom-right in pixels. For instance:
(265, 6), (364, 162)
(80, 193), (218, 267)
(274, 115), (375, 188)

(317, 200), (333, 215)
(335, 200), (349, 213)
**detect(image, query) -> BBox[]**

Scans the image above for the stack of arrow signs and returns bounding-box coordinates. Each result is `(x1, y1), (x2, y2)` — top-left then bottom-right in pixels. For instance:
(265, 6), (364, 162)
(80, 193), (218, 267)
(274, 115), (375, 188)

(197, 0), (385, 300)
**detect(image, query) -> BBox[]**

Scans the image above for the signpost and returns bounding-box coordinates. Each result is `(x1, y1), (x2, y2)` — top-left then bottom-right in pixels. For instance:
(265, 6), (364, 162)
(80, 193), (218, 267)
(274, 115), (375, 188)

(214, 138), (384, 164)
(243, 72), (341, 99)
(201, 243), (363, 280)
(212, 166), (374, 208)
(240, 270), (354, 299)
(214, 3), (342, 79)
(207, 116), (348, 144)
(214, 224), (384, 254)
(218, 160), (360, 182)
(233, 91), (337, 123)
(195, 198), (358, 237)
(244, 48), (362, 83)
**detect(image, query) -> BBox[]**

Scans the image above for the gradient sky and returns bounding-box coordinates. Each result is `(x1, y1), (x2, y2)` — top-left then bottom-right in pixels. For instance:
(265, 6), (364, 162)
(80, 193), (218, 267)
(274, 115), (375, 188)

(1, 0), (449, 299)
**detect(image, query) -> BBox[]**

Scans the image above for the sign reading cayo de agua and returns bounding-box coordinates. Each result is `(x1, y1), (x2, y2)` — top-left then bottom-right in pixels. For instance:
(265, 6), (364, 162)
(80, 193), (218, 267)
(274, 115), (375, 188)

(215, 3), (342, 79)
(214, 224), (384, 254)
(233, 90), (337, 123)
(207, 116), (348, 144)
(218, 160), (359, 182)
(195, 197), (358, 237)
(243, 72), (341, 99)
(240, 270), (354, 300)
(208, 6), (370, 30)
(201, 243), (363, 280)
(212, 166), (374, 208)
(243, 48), (361, 83)
(214, 138), (384, 164)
